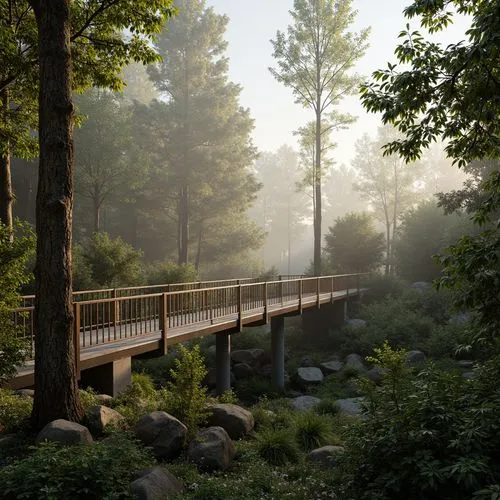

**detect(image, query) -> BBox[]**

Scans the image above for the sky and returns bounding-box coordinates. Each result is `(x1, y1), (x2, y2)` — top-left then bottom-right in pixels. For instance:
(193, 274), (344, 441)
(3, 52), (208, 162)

(205, 0), (471, 167)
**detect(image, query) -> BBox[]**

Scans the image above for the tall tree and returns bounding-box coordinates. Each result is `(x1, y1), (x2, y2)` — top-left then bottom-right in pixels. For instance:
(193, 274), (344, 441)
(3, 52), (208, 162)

(21, 0), (175, 428)
(74, 90), (133, 233)
(270, 0), (369, 275)
(252, 146), (309, 273)
(148, 0), (260, 267)
(353, 125), (426, 276)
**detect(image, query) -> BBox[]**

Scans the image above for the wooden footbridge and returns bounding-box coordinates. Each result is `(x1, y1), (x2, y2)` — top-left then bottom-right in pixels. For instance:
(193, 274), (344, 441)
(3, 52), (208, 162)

(10, 274), (367, 395)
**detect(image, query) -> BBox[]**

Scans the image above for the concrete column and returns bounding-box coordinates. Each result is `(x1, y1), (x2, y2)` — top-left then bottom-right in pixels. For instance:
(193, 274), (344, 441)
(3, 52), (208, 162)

(271, 316), (285, 390)
(331, 299), (347, 328)
(216, 332), (231, 395)
(80, 357), (131, 397)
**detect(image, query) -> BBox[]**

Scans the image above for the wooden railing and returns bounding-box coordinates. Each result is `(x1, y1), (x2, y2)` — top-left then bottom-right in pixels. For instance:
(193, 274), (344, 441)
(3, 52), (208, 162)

(14, 274), (368, 365)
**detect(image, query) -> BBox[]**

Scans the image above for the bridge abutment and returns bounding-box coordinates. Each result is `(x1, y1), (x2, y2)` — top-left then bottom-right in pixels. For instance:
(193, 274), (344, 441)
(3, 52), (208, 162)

(215, 332), (231, 395)
(80, 357), (132, 397)
(271, 316), (285, 390)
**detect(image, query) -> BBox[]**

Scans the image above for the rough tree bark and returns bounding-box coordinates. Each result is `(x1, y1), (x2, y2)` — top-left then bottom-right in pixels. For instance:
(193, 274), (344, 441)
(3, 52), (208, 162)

(0, 91), (14, 234)
(30, 0), (83, 428)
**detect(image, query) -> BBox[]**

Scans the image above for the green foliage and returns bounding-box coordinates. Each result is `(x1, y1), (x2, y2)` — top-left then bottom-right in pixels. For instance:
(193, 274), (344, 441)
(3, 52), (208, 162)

(74, 232), (143, 288)
(217, 390), (239, 405)
(396, 201), (475, 282)
(294, 412), (333, 452)
(132, 353), (178, 387)
(361, 274), (407, 304)
(160, 345), (210, 438)
(146, 261), (198, 286)
(360, 1), (499, 168)
(78, 388), (100, 413)
(234, 377), (286, 405)
(0, 389), (32, 433)
(437, 171), (500, 346)
(112, 373), (159, 426)
(0, 220), (35, 383)
(314, 399), (340, 416)
(324, 212), (385, 273)
(337, 349), (500, 499)
(255, 428), (300, 466)
(0, 433), (154, 500)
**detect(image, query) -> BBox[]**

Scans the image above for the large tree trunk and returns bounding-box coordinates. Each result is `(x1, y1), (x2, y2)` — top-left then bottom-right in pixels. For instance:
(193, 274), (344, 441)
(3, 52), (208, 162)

(313, 109), (322, 276)
(31, 0), (83, 429)
(0, 91), (14, 234)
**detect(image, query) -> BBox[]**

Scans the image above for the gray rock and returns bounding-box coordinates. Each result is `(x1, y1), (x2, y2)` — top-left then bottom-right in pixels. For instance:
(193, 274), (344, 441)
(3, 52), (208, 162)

(297, 367), (324, 384)
(188, 426), (235, 471)
(449, 312), (470, 324)
(292, 395), (321, 411)
(345, 353), (365, 371)
(95, 394), (113, 405)
(300, 355), (315, 367)
(16, 389), (34, 398)
(463, 371), (475, 380)
(335, 397), (364, 416)
(36, 419), (93, 445)
(231, 349), (264, 366)
(365, 366), (385, 385)
(320, 360), (344, 374)
(457, 360), (474, 369)
(0, 434), (17, 450)
(288, 390), (303, 398)
(406, 350), (426, 364)
(346, 319), (367, 329)
(308, 445), (344, 466)
(87, 405), (124, 435)
(135, 411), (187, 459)
(206, 403), (254, 439)
(130, 467), (184, 499)
(233, 363), (254, 379)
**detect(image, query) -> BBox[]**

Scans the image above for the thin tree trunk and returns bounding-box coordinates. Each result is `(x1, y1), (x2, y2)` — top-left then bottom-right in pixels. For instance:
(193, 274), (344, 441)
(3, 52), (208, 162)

(195, 221), (203, 272)
(30, 0), (83, 429)
(93, 195), (100, 233)
(0, 91), (14, 234)
(313, 109), (322, 276)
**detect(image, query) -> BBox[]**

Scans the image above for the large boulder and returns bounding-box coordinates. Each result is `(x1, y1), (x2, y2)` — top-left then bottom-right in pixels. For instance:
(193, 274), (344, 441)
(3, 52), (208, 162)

(344, 354), (365, 371)
(187, 426), (235, 471)
(87, 405), (124, 435)
(308, 445), (344, 466)
(335, 397), (364, 416)
(16, 389), (35, 398)
(130, 467), (184, 500)
(231, 349), (265, 366)
(292, 395), (321, 411)
(36, 419), (93, 445)
(297, 367), (324, 384)
(320, 360), (344, 374)
(406, 350), (426, 365)
(365, 366), (385, 385)
(135, 412), (187, 459)
(410, 281), (432, 292)
(96, 394), (113, 405)
(206, 403), (254, 439)
(233, 363), (254, 379)
(457, 360), (474, 369)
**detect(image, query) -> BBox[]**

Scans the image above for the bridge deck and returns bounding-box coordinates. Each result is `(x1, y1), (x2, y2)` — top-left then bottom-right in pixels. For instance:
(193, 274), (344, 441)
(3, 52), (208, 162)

(10, 275), (367, 389)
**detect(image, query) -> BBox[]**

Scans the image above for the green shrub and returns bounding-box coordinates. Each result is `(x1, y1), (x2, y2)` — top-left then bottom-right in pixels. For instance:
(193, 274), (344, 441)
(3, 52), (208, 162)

(111, 373), (159, 425)
(145, 261), (198, 285)
(235, 377), (285, 405)
(132, 353), (179, 387)
(0, 389), (32, 433)
(314, 399), (339, 416)
(217, 390), (239, 405)
(159, 344), (209, 439)
(337, 345), (500, 499)
(0, 221), (35, 383)
(0, 433), (154, 499)
(255, 428), (299, 466)
(79, 388), (99, 412)
(293, 412), (333, 452)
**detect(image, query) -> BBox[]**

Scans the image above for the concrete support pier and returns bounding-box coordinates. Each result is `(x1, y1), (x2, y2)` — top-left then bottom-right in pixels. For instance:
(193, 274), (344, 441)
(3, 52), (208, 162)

(332, 300), (348, 328)
(216, 332), (231, 395)
(80, 357), (131, 397)
(271, 316), (285, 390)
